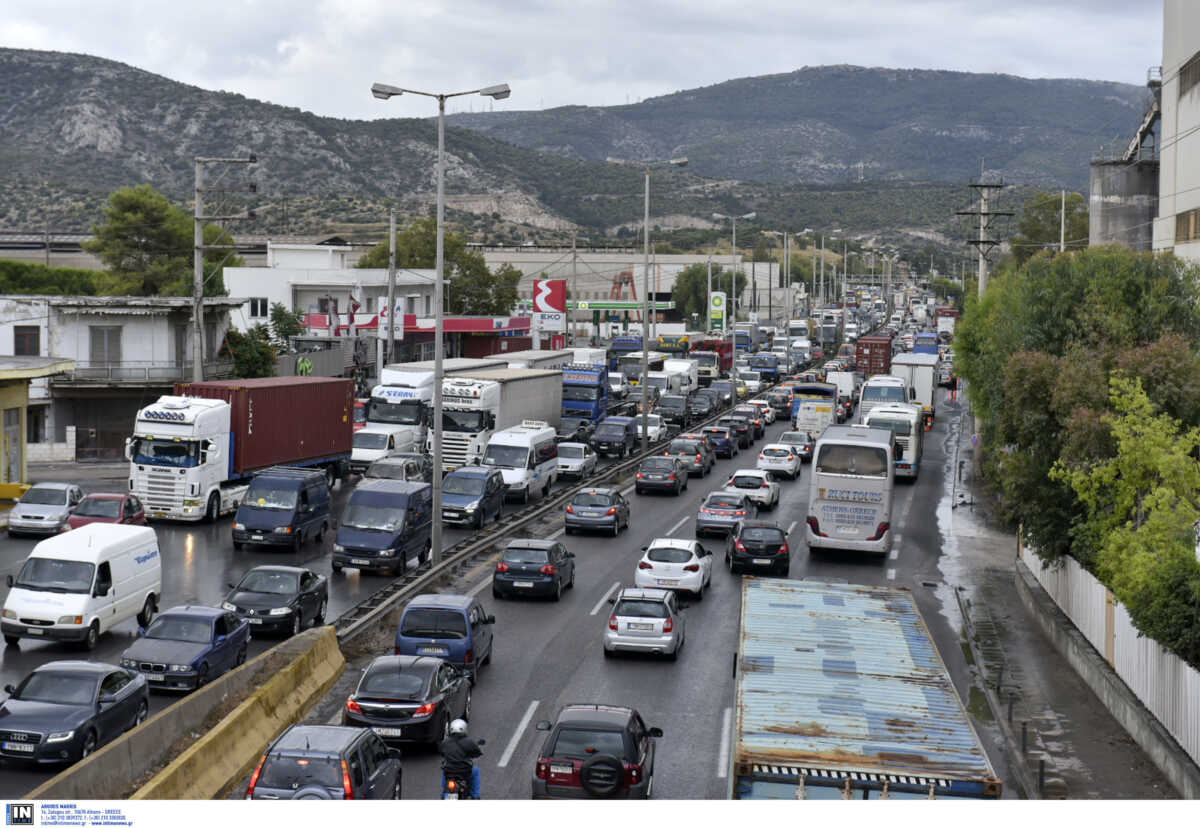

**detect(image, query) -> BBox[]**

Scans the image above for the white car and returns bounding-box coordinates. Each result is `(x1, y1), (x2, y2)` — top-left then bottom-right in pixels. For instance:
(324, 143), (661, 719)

(756, 443), (803, 480)
(636, 413), (668, 442)
(737, 370), (763, 394)
(556, 442), (598, 478)
(723, 468), (781, 510)
(634, 538), (714, 599)
(746, 399), (776, 425)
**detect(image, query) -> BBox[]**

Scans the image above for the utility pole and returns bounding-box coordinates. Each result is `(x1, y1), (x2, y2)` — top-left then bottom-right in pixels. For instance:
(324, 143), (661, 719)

(1060, 190), (1066, 252)
(386, 209), (396, 365)
(706, 255), (712, 333)
(957, 173), (1011, 299)
(44, 226), (50, 267)
(570, 233), (578, 346)
(819, 235), (825, 308)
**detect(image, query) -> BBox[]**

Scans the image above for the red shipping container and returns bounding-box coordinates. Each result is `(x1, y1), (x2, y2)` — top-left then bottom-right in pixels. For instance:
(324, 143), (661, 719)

(855, 334), (894, 377)
(174, 377), (353, 476)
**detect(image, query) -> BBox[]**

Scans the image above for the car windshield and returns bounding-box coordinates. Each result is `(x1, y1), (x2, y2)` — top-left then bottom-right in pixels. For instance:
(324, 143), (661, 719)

(705, 495), (744, 509)
(816, 444), (890, 477)
(613, 599), (670, 618)
(354, 432), (390, 450)
(550, 728), (627, 761)
(20, 487), (68, 506)
(342, 503), (404, 532)
(243, 482), (298, 511)
(13, 558), (94, 594)
(659, 398), (685, 410)
(14, 672), (98, 705)
(572, 492), (613, 507)
(504, 547), (550, 564)
(562, 386), (602, 401)
(359, 668), (429, 700)
(730, 474), (765, 489)
(743, 527), (785, 544)
(482, 444), (529, 468)
(443, 475), (484, 495)
(237, 571), (300, 595)
(558, 419), (587, 435)
(641, 458), (674, 471)
(647, 546), (692, 563)
(367, 397), (423, 426)
(74, 498), (121, 518)
(364, 461), (406, 479)
(595, 425), (625, 438)
(143, 615), (212, 644)
(558, 445), (584, 459)
(132, 438), (200, 468)
(666, 439), (699, 454)
(259, 756), (342, 790)
(401, 608), (467, 639)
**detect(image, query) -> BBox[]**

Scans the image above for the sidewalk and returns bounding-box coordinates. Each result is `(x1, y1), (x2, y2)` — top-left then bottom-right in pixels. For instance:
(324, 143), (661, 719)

(943, 396), (1175, 798)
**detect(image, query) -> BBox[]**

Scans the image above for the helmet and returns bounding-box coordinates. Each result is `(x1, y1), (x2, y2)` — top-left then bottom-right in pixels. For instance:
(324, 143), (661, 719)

(449, 719), (468, 737)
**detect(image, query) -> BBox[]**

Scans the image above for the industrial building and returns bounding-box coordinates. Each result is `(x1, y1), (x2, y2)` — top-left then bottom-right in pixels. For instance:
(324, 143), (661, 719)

(1151, 0), (1200, 264)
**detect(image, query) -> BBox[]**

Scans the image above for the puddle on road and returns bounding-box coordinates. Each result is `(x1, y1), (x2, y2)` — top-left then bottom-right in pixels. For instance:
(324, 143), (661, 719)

(934, 410), (970, 636)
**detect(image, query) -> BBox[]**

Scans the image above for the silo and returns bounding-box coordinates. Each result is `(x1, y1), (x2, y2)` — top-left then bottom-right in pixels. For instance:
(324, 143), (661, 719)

(1089, 159), (1158, 251)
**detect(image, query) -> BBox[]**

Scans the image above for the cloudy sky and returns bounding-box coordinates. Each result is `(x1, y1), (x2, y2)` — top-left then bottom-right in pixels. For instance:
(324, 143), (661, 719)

(3, 0), (1163, 120)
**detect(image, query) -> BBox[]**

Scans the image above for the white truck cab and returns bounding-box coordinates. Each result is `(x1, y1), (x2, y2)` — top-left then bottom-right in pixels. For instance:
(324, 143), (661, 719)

(128, 396), (231, 521)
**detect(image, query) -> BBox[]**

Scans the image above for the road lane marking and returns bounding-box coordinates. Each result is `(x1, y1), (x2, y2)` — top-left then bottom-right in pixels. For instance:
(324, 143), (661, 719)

(716, 707), (732, 779)
(498, 699), (539, 768)
(886, 568), (896, 580)
(786, 521), (796, 535)
(666, 516), (689, 536)
(548, 528), (564, 539)
(590, 581), (621, 616)
(619, 485), (635, 497)
(889, 548), (899, 560)
(468, 576), (493, 597)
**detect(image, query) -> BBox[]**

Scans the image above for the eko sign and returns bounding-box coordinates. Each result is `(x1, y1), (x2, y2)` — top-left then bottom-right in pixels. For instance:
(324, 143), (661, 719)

(533, 279), (567, 331)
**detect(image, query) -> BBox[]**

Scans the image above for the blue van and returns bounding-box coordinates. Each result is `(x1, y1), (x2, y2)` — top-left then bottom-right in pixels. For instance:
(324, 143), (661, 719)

(394, 594), (495, 684)
(332, 480), (432, 576)
(233, 467), (331, 552)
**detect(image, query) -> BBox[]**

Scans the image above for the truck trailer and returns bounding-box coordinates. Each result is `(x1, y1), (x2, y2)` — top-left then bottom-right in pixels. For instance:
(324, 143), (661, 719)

(855, 333), (894, 377)
(129, 377), (354, 522)
(366, 358), (499, 453)
(729, 578), (1001, 800)
(890, 352), (940, 426)
(489, 349), (575, 371)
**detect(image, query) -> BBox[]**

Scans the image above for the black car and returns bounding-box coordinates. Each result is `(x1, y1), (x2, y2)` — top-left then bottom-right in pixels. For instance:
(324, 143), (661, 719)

(0, 661), (149, 765)
(717, 415), (753, 449)
(248, 724), (402, 799)
(532, 704), (662, 799)
(694, 387), (724, 412)
(342, 655), (471, 745)
(494, 539), (577, 600)
(657, 395), (690, 429)
(726, 520), (790, 575)
(635, 456), (688, 496)
(688, 395), (714, 420)
(765, 390), (792, 416)
(222, 565), (328, 637)
(557, 417), (595, 444)
(731, 405), (765, 439)
(778, 430), (815, 462)
(709, 380), (736, 407)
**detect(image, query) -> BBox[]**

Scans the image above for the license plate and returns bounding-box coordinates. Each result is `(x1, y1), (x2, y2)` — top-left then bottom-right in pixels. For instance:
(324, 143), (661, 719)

(550, 763), (573, 775)
(25, 628), (43, 636)
(147, 674), (164, 682)
(248, 618), (263, 625)
(373, 727), (404, 737)
(649, 474), (663, 479)
(753, 558), (772, 565)
(3, 742), (35, 753)
(418, 647), (448, 655)
(514, 581), (534, 588)
(351, 558), (371, 565)
(656, 579), (679, 586)
(837, 526), (858, 535)
(629, 622), (653, 630)
(153, 511), (167, 518)
(251, 534), (264, 541)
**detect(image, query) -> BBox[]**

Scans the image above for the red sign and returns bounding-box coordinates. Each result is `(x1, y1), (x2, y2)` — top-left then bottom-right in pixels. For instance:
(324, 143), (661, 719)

(532, 279), (567, 313)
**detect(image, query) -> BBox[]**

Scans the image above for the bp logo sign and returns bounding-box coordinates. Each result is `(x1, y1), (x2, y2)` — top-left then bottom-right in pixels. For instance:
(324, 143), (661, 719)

(577, 301), (589, 310)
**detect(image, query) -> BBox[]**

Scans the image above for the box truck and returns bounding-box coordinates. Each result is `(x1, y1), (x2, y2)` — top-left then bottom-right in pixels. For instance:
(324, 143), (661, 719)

(432, 368), (563, 469)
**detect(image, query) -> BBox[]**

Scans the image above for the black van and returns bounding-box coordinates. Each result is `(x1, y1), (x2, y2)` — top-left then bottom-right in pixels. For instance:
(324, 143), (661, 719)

(592, 416), (638, 458)
(233, 467), (331, 552)
(333, 480), (433, 575)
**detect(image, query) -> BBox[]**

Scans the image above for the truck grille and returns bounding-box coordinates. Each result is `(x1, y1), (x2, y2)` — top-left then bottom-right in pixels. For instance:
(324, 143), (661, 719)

(137, 469), (185, 510)
(440, 433), (472, 470)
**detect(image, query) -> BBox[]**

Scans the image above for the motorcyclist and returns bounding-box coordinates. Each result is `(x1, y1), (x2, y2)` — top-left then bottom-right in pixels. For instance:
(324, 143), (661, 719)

(439, 718), (483, 799)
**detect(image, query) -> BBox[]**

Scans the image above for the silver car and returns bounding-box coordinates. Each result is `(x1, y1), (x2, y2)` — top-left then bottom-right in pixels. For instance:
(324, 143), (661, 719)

(556, 442), (598, 478)
(6, 482), (83, 536)
(695, 491), (756, 537)
(603, 587), (685, 660)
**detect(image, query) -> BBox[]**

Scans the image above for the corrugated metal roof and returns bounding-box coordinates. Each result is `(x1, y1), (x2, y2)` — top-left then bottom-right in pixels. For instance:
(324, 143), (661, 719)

(734, 579), (997, 784)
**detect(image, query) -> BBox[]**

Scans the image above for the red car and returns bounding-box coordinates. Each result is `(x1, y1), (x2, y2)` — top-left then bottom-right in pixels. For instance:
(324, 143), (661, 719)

(64, 493), (147, 530)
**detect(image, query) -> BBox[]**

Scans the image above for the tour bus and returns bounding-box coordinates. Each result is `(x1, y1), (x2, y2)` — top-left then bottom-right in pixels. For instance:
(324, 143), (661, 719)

(617, 350), (667, 385)
(864, 403), (923, 479)
(858, 374), (911, 423)
(805, 425), (895, 555)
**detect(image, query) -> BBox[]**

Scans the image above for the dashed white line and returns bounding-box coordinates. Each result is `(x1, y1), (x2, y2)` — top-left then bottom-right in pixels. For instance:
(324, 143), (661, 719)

(590, 581), (621, 616)
(666, 515), (689, 536)
(548, 527), (564, 539)
(498, 699), (539, 768)
(468, 576), (493, 597)
(786, 521), (797, 535)
(886, 568), (896, 580)
(619, 484), (635, 497)
(716, 707), (733, 779)
(889, 548), (899, 560)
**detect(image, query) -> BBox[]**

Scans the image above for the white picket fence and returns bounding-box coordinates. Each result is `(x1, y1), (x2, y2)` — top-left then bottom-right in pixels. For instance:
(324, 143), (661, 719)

(1023, 548), (1200, 767)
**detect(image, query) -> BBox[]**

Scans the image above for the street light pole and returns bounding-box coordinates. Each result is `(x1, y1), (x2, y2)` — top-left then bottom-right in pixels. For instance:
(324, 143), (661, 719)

(713, 211), (755, 329)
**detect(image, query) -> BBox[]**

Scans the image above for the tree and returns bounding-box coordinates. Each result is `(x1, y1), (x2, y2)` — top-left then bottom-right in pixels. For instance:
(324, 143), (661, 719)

(220, 325), (277, 378)
(669, 263), (745, 320)
(270, 303), (306, 350)
(1010, 190), (1089, 265)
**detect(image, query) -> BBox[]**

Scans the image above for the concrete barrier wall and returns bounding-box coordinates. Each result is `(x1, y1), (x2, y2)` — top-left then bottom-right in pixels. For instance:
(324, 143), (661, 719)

(28, 627), (344, 801)
(132, 625), (345, 799)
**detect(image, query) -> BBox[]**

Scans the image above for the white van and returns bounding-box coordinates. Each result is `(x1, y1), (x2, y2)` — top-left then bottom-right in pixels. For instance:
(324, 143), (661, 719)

(2, 524), (162, 651)
(481, 420), (558, 503)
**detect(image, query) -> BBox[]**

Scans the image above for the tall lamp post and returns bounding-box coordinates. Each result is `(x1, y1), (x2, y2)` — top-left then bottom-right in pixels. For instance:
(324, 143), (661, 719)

(372, 79), (511, 566)
(608, 156), (688, 452)
(712, 212), (755, 324)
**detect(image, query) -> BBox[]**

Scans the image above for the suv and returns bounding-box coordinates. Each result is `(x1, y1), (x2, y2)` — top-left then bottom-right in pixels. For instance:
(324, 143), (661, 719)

(657, 395), (690, 429)
(593, 416), (638, 458)
(247, 725), (402, 800)
(532, 704), (663, 799)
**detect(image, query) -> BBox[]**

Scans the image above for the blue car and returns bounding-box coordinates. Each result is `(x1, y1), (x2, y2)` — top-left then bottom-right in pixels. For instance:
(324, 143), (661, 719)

(394, 594), (494, 685)
(700, 425), (739, 458)
(441, 466), (505, 529)
(120, 606), (250, 692)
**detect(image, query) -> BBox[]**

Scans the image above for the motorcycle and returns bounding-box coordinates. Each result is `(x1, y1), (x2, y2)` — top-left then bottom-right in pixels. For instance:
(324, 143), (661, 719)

(441, 738), (485, 800)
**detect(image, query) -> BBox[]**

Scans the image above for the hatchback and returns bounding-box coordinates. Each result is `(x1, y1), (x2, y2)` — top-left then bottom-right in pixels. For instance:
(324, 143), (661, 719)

(6, 482), (83, 537)
(494, 539), (576, 600)
(746, 399), (776, 425)
(342, 655), (470, 745)
(564, 488), (630, 536)
(634, 538), (713, 599)
(757, 444), (802, 479)
(778, 430), (815, 462)
(695, 491), (756, 536)
(717, 415), (753, 448)
(726, 520), (790, 576)
(634, 456), (687, 496)
(64, 493), (146, 530)
(700, 426), (738, 458)
(603, 588), (684, 660)
(724, 469), (782, 510)
(731, 405), (765, 439)
(532, 705), (662, 799)
(248, 725), (402, 800)
(661, 437), (714, 477)
(363, 453), (433, 484)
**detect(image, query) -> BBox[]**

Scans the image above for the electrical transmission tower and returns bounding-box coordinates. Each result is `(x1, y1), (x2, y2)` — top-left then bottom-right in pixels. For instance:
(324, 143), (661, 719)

(956, 174), (1012, 298)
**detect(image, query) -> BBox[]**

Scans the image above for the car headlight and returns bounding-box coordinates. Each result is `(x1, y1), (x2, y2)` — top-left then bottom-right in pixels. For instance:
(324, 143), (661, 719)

(169, 664), (192, 673)
(221, 602), (238, 612)
(333, 544), (345, 553)
(378, 548), (395, 557)
(268, 607), (292, 616)
(46, 730), (75, 743)
(233, 523), (245, 531)
(57, 615), (83, 625)
(121, 658), (136, 668)
(465, 501), (480, 512)
(2, 609), (15, 619)
(273, 526), (293, 534)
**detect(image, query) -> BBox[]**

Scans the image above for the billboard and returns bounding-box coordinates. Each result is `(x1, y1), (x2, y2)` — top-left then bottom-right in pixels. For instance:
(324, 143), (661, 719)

(533, 278), (567, 332)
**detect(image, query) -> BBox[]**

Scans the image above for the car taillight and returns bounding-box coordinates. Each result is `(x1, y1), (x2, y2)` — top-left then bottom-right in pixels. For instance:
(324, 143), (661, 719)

(761, 481), (770, 488)
(341, 758), (354, 800)
(626, 761), (643, 785)
(565, 505), (575, 514)
(346, 698), (362, 714)
(609, 614), (619, 631)
(464, 649), (473, 664)
(807, 516), (826, 536)
(541, 564), (557, 575)
(605, 507), (617, 516)
(869, 521), (890, 541)
(683, 563), (700, 572)
(246, 754), (267, 799)
(735, 540), (746, 552)
(536, 759), (550, 779)
(734, 510), (747, 516)
(413, 701), (437, 716)
(496, 561), (510, 573)
(667, 474), (677, 480)
(788, 454), (796, 461)
(695, 454), (702, 462)
(636, 473), (644, 479)
(758, 453), (765, 460)
(779, 542), (789, 556)
(638, 561), (653, 570)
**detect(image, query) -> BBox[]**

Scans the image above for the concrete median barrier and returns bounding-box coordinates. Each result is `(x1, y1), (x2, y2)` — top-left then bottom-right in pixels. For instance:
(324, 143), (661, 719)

(28, 626), (345, 801)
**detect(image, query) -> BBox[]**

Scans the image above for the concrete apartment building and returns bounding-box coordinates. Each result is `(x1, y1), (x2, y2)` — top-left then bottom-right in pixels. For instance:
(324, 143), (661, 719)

(1152, 0), (1200, 264)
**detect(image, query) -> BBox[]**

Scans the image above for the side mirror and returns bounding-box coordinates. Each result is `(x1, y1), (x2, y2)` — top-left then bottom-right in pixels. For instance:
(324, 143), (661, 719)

(227, 582), (236, 590)
(535, 720), (552, 731)
(98, 693), (117, 707)
(476, 738), (487, 746)
(485, 615), (496, 624)
(388, 748), (403, 760)
(3, 684), (15, 695)
(93, 585), (110, 598)
(607, 597), (617, 604)
(648, 727), (664, 738)
(136, 626), (146, 636)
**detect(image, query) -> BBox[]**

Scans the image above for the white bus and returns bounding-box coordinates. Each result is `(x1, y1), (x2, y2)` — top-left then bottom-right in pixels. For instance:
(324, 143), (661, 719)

(865, 403), (923, 479)
(858, 374), (910, 423)
(805, 424), (895, 555)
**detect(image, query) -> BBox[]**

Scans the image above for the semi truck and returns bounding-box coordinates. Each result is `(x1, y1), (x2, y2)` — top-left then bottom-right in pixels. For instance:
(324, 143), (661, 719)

(663, 358), (700, 396)
(890, 352), (940, 426)
(734, 323), (759, 353)
(855, 333), (894, 377)
(128, 377), (353, 522)
(490, 349), (574, 371)
(729, 578), (1001, 800)
(608, 334), (643, 369)
(690, 338), (734, 384)
(366, 358), (499, 453)
(431, 367), (563, 470)
(562, 363), (622, 422)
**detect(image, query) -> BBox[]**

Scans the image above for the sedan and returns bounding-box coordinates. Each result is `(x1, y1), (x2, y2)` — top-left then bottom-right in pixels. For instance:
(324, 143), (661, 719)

(120, 606), (250, 692)
(726, 520), (790, 576)
(64, 493), (146, 530)
(557, 417), (595, 444)
(343, 655), (470, 745)
(757, 444), (803, 480)
(603, 588), (684, 660)
(695, 491), (756, 537)
(557, 442), (598, 479)
(0, 661), (149, 765)
(493, 539), (576, 600)
(724, 469), (782, 510)
(634, 538), (713, 599)
(746, 399), (776, 425)
(778, 430), (815, 463)
(564, 488), (630, 536)
(634, 456), (687, 496)
(701, 426), (739, 458)
(222, 565), (328, 637)
(717, 416), (753, 449)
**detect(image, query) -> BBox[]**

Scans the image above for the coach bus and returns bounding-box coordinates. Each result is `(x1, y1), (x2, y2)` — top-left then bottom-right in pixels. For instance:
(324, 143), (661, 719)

(805, 424), (895, 555)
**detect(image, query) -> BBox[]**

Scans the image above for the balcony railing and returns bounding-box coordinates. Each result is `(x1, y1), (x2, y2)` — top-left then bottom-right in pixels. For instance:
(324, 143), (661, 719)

(51, 360), (237, 385)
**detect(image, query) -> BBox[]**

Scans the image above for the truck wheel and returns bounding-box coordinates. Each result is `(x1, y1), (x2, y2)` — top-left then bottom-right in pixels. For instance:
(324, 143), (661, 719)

(332, 562), (343, 573)
(81, 622), (99, 652)
(324, 466), (336, 489)
(233, 540), (243, 551)
(205, 493), (220, 523)
(292, 533), (302, 553)
(315, 522), (327, 544)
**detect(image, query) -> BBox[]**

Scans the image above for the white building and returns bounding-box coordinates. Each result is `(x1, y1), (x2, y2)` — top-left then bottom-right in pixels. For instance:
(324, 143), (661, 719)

(0, 295), (242, 458)
(1152, 0), (1200, 264)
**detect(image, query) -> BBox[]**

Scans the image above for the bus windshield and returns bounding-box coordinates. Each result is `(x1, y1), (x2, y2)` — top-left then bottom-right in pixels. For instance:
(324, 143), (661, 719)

(863, 385), (907, 404)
